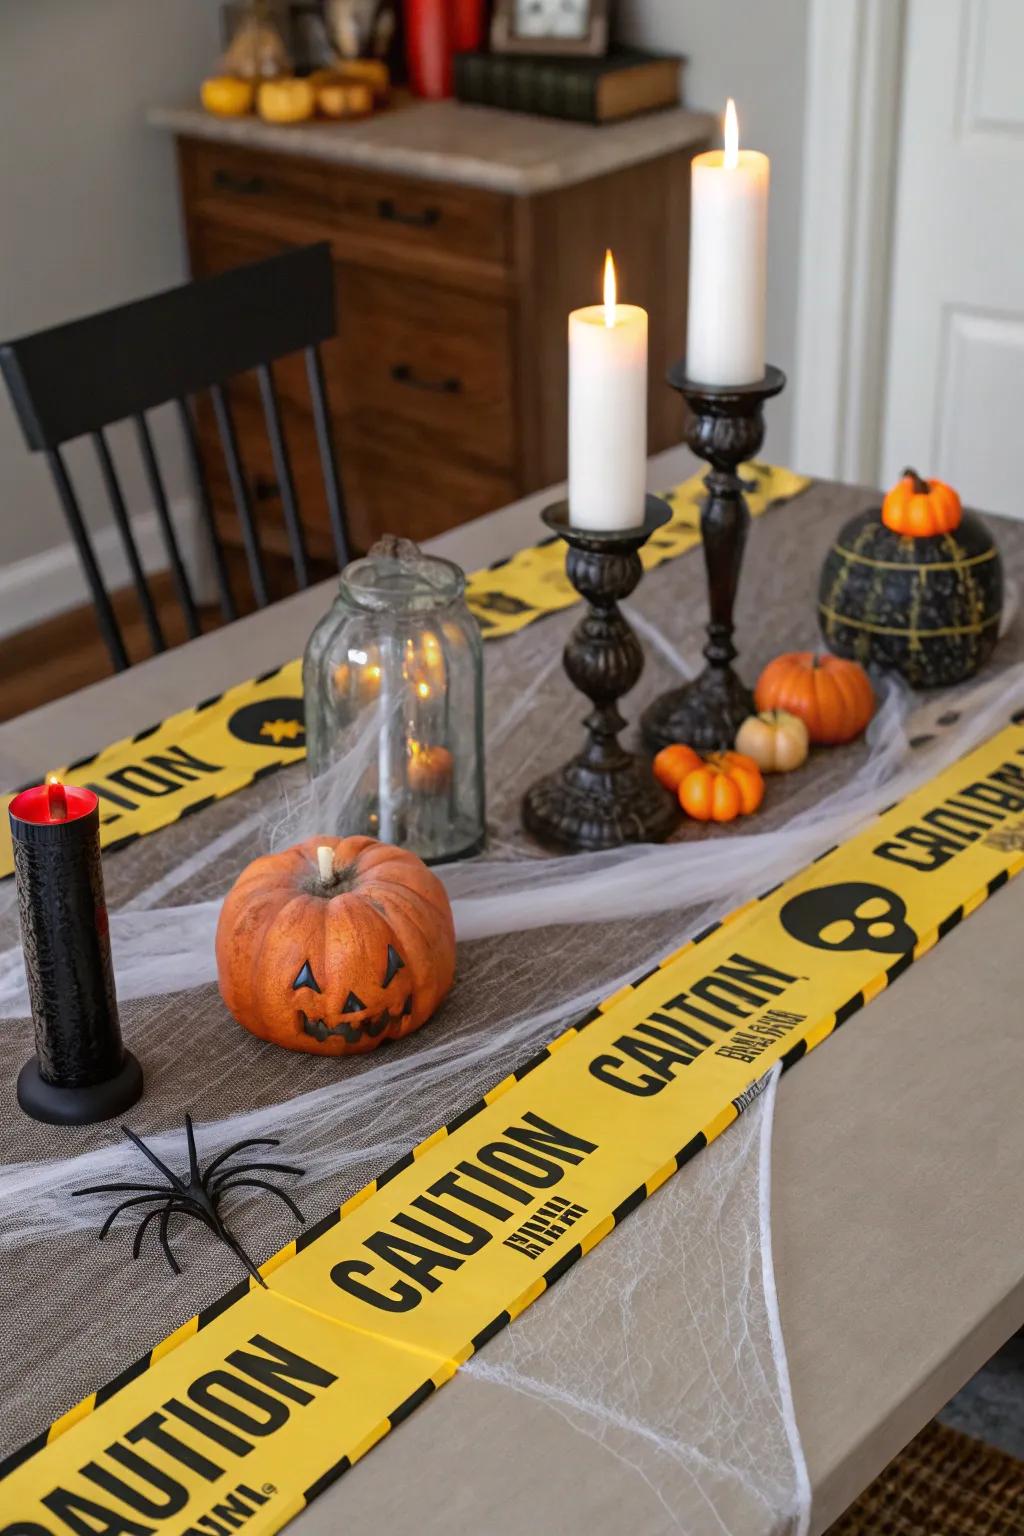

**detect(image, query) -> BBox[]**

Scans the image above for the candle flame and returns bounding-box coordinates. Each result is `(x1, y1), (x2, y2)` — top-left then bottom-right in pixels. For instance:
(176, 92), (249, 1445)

(45, 772), (62, 787)
(603, 248), (617, 329)
(724, 97), (739, 168)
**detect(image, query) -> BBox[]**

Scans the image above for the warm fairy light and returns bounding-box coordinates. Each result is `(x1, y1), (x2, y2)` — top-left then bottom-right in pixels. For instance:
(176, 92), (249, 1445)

(724, 98), (739, 169)
(603, 249), (617, 329)
(416, 680), (431, 700)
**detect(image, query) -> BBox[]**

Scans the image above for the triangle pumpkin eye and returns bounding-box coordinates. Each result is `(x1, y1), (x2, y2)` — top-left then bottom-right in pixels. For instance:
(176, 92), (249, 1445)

(292, 961), (321, 993)
(383, 945), (405, 987)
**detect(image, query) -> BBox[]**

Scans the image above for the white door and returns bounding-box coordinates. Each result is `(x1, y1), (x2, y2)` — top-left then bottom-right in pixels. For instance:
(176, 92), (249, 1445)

(880, 0), (1024, 518)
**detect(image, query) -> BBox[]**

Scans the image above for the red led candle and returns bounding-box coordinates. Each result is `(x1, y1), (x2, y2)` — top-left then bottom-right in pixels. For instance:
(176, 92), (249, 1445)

(8, 776), (143, 1125)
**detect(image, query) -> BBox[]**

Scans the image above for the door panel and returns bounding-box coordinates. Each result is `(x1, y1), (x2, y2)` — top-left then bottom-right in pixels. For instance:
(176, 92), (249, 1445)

(881, 0), (1024, 518)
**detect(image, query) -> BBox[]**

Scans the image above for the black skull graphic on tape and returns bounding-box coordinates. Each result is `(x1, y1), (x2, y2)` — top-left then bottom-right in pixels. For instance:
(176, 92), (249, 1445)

(779, 881), (917, 955)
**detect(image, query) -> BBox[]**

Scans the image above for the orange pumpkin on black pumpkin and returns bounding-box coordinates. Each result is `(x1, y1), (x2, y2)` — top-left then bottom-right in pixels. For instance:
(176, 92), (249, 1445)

(216, 836), (455, 1055)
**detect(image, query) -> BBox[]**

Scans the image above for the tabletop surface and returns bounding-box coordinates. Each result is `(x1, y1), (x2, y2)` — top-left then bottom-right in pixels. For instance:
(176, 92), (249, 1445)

(149, 100), (716, 195)
(2, 446), (1022, 1535)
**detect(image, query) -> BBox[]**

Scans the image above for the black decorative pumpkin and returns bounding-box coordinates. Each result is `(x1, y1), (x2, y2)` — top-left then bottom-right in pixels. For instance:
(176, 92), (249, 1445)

(818, 492), (1003, 689)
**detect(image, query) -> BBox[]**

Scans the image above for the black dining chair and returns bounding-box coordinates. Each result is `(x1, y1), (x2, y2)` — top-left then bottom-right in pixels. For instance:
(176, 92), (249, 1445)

(0, 242), (349, 672)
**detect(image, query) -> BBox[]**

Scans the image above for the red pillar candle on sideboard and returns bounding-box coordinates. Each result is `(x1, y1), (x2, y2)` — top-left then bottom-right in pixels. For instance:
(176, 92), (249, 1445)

(405, 0), (453, 99)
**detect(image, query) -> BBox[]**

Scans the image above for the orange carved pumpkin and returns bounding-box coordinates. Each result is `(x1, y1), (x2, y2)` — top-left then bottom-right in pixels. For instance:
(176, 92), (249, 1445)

(216, 836), (455, 1055)
(882, 468), (962, 537)
(678, 751), (764, 823)
(754, 652), (874, 746)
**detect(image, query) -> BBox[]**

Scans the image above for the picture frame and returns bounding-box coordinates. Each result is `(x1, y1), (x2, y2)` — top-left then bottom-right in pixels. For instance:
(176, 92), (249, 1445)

(490, 0), (610, 58)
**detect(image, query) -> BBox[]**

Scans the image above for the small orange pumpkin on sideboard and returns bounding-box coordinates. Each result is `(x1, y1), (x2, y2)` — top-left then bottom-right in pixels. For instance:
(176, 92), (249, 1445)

(754, 652), (874, 746)
(216, 836), (455, 1055)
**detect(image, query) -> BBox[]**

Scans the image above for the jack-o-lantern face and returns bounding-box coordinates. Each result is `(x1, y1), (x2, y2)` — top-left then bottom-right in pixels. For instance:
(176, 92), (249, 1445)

(216, 836), (456, 1056)
(291, 943), (414, 1047)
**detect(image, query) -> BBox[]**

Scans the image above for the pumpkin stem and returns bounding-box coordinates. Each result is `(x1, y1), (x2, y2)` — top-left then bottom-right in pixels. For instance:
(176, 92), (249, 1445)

(316, 845), (335, 887)
(901, 466), (931, 496)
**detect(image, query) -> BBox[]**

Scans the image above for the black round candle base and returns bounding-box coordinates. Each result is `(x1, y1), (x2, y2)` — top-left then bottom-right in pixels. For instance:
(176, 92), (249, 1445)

(524, 753), (678, 852)
(641, 663), (755, 754)
(17, 1050), (143, 1126)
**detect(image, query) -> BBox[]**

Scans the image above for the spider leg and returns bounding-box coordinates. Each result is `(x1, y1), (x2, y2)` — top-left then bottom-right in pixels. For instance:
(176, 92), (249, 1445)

(208, 1160), (304, 1191)
(214, 1177), (305, 1225)
(159, 1202), (183, 1275)
(98, 1192), (172, 1240)
(73, 1181), (172, 1198)
(122, 1126), (185, 1192)
(185, 1114), (202, 1185)
(132, 1203), (171, 1263)
(202, 1138), (281, 1181)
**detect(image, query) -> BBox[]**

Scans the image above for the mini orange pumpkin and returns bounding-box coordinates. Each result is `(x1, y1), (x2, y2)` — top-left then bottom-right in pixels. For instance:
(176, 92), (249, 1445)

(882, 468), (962, 537)
(653, 743), (702, 794)
(216, 836), (455, 1055)
(678, 751), (764, 823)
(755, 652), (874, 746)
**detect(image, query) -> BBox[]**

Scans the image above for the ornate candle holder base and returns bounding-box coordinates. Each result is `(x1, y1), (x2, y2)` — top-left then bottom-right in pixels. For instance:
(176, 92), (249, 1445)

(522, 497), (678, 853)
(641, 364), (786, 754)
(17, 1049), (143, 1127)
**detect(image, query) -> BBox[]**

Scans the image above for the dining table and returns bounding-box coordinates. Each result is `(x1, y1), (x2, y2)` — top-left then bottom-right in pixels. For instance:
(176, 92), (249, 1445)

(2, 443), (1022, 1536)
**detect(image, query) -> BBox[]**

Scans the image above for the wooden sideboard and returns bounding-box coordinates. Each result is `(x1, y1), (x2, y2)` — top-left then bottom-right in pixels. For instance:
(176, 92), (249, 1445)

(157, 102), (712, 563)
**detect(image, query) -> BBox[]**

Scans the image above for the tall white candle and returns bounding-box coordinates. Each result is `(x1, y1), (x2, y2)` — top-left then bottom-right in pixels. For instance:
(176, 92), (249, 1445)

(686, 99), (769, 386)
(568, 251), (648, 530)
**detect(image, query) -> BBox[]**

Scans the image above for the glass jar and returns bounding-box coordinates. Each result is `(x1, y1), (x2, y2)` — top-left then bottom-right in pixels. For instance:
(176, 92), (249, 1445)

(303, 537), (485, 863)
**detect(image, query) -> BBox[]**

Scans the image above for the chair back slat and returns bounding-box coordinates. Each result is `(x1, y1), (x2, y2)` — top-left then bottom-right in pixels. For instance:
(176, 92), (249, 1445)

(306, 345), (350, 569)
(47, 448), (129, 671)
(211, 385), (269, 609)
(92, 430), (166, 655)
(175, 397), (237, 625)
(257, 363), (309, 589)
(0, 244), (336, 451)
(133, 414), (201, 639)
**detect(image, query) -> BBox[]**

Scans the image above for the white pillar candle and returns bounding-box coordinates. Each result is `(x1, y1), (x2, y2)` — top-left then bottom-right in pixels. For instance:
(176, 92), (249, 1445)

(568, 251), (648, 530)
(686, 99), (769, 387)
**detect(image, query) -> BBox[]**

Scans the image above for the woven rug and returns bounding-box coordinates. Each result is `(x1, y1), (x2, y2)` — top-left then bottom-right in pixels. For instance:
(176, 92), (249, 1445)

(828, 1420), (1024, 1535)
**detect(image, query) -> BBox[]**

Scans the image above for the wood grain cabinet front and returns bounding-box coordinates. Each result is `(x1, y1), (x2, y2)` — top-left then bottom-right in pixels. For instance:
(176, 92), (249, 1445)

(174, 128), (700, 565)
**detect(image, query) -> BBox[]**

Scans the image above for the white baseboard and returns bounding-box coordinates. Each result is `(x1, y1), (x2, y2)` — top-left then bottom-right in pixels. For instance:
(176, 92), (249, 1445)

(0, 499), (210, 642)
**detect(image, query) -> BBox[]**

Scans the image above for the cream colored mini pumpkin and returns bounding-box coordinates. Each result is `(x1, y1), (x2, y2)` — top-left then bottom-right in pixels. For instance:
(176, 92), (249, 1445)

(734, 710), (809, 774)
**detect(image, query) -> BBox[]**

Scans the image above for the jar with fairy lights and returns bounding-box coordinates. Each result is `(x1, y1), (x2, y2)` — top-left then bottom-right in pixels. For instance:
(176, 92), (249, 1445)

(303, 536), (485, 862)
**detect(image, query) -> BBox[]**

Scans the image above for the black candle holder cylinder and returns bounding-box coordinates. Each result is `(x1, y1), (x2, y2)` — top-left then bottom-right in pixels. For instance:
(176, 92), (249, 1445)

(641, 363), (786, 754)
(9, 789), (142, 1125)
(522, 497), (678, 853)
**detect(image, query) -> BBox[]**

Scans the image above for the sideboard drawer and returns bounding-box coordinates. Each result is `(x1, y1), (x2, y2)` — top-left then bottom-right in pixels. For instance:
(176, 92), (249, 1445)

(326, 167), (510, 268)
(335, 266), (516, 469)
(186, 140), (510, 272)
(191, 143), (330, 227)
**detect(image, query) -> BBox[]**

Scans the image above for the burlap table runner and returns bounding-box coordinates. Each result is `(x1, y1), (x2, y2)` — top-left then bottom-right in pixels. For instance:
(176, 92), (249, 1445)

(3, 478), (1022, 1459)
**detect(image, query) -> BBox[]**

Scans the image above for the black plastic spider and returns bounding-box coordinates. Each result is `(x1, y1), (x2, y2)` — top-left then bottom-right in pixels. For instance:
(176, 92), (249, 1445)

(73, 1115), (305, 1287)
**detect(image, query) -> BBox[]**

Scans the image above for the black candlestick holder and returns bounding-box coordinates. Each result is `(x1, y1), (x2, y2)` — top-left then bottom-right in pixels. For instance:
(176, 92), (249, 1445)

(641, 363), (786, 754)
(522, 497), (678, 852)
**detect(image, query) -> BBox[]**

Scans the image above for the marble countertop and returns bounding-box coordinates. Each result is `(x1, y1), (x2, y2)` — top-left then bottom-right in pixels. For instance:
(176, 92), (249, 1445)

(149, 99), (715, 195)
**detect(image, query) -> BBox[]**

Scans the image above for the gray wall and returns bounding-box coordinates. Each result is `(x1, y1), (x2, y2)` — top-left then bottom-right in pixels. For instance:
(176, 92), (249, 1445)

(0, 0), (220, 566)
(618, 0), (810, 462)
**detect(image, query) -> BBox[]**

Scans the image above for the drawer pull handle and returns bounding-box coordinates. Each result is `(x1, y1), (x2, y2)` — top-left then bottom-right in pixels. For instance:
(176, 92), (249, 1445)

(213, 169), (267, 196)
(253, 474), (281, 502)
(391, 364), (461, 395)
(377, 198), (441, 229)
